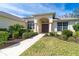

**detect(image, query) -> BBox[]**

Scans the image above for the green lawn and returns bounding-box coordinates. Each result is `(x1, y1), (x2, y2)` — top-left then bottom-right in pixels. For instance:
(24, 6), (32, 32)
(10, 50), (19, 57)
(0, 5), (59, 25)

(21, 36), (79, 56)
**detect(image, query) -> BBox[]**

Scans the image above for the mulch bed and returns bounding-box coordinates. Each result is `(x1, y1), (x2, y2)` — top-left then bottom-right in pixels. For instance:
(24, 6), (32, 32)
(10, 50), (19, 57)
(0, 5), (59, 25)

(0, 35), (37, 49)
(0, 38), (23, 49)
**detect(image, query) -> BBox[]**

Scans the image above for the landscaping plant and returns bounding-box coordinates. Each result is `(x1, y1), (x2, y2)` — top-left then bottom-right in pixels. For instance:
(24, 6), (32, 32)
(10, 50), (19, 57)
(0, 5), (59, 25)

(19, 29), (27, 37)
(9, 24), (24, 33)
(62, 30), (73, 40)
(22, 32), (38, 39)
(0, 28), (7, 31)
(73, 23), (79, 31)
(0, 31), (9, 44)
(12, 31), (19, 39)
(62, 30), (73, 37)
(45, 33), (49, 36)
(49, 32), (55, 36)
(8, 24), (25, 39)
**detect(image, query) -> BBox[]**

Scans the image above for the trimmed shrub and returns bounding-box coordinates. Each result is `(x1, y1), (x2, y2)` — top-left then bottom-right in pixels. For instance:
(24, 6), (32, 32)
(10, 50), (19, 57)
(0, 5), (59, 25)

(8, 24), (24, 33)
(12, 31), (19, 39)
(0, 31), (9, 44)
(49, 32), (55, 36)
(8, 33), (12, 39)
(26, 29), (31, 32)
(22, 32), (38, 39)
(8, 24), (25, 39)
(73, 24), (79, 31)
(19, 29), (27, 37)
(0, 28), (7, 31)
(62, 30), (73, 38)
(44, 32), (60, 37)
(67, 37), (75, 42)
(33, 32), (38, 36)
(49, 32), (59, 37)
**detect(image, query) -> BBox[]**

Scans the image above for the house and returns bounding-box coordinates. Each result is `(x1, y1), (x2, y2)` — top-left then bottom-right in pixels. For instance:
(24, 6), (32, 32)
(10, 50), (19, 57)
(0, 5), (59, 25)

(24, 13), (79, 34)
(0, 12), (79, 34)
(0, 11), (26, 29)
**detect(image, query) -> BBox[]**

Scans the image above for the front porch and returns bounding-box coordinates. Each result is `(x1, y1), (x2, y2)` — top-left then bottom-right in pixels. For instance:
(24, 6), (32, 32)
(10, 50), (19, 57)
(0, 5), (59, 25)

(33, 14), (54, 33)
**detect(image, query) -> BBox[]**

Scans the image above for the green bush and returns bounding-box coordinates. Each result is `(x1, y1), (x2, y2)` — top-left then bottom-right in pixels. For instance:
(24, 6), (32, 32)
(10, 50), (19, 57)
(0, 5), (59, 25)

(0, 31), (9, 44)
(33, 32), (38, 36)
(73, 24), (79, 31)
(8, 24), (25, 39)
(62, 30), (73, 38)
(9, 24), (24, 33)
(29, 32), (38, 37)
(12, 31), (19, 39)
(19, 29), (27, 37)
(49, 32), (55, 36)
(26, 29), (31, 32)
(22, 32), (38, 39)
(0, 28), (7, 31)
(49, 32), (59, 37)
(19, 29), (32, 37)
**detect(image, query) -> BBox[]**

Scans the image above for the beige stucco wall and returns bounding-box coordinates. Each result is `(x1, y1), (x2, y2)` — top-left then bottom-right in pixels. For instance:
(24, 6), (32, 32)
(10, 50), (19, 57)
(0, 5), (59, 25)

(34, 18), (42, 33)
(0, 16), (26, 29)
(26, 15), (79, 33)
(52, 20), (79, 34)
(37, 18), (50, 33)
(52, 21), (57, 32)
(68, 20), (79, 32)
(68, 21), (75, 32)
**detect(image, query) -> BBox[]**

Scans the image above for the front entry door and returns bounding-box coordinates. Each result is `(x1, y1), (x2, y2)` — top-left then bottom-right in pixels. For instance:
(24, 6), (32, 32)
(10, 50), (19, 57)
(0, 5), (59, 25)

(42, 24), (49, 33)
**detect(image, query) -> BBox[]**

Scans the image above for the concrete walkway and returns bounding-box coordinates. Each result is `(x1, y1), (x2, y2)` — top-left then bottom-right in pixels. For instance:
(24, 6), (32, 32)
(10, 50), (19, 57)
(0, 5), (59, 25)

(0, 34), (45, 56)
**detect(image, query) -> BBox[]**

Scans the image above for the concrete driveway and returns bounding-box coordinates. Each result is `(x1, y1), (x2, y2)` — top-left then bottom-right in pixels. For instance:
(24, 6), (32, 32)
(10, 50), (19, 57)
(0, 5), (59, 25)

(0, 33), (45, 56)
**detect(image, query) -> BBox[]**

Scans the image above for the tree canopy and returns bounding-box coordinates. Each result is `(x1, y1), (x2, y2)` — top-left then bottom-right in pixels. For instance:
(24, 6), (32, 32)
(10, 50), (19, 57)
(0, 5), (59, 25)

(73, 8), (79, 18)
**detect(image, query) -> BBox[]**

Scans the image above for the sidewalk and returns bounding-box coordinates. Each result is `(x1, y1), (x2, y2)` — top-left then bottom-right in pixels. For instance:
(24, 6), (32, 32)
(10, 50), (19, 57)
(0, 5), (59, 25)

(0, 33), (45, 56)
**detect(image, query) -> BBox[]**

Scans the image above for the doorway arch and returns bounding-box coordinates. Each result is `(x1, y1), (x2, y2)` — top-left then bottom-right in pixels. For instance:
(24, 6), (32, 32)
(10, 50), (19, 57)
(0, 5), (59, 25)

(38, 18), (49, 33)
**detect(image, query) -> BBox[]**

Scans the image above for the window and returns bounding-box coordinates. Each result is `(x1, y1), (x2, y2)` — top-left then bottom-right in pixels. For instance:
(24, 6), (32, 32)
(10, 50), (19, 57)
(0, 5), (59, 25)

(75, 22), (79, 24)
(63, 22), (68, 30)
(57, 22), (68, 31)
(57, 22), (62, 31)
(27, 21), (34, 29)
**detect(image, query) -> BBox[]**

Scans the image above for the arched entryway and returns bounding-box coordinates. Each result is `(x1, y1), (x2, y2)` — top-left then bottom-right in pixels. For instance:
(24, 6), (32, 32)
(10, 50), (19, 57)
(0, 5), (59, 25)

(38, 18), (49, 33)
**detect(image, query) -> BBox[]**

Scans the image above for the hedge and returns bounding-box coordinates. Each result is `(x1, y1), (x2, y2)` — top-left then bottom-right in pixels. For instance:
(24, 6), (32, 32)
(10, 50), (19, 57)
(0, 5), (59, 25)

(22, 32), (38, 39)
(73, 24), (79, 31)
(12, 31), (19, 39)
(0, 31), (9, 44)
(62, 30), (73, 39)
(0, 28), (7, 31)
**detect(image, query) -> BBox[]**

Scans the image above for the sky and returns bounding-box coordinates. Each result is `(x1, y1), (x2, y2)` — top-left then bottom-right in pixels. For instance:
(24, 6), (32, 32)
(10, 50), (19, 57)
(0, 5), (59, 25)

(0, 3), (79, 18)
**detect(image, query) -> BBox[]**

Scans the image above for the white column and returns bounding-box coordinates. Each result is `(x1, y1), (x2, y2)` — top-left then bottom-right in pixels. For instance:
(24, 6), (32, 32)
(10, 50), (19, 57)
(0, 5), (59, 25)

(34, 18), (37, 32)
(25, 20), (28, 29)
(34, 23), (37, 32)
(49, 17), (53, 32)
(49, 23), (52, 32)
